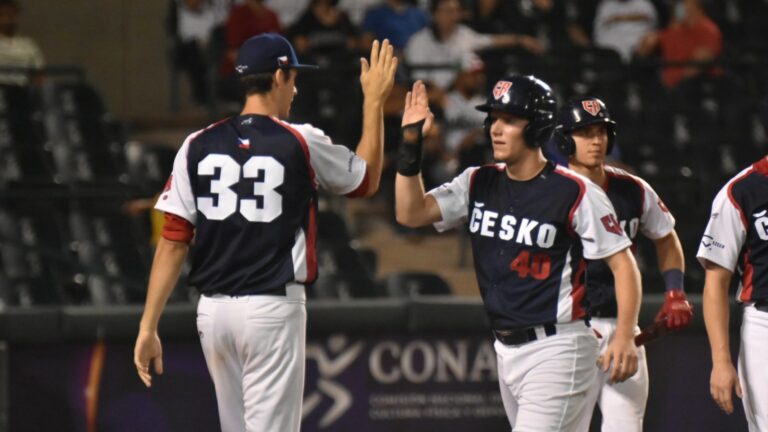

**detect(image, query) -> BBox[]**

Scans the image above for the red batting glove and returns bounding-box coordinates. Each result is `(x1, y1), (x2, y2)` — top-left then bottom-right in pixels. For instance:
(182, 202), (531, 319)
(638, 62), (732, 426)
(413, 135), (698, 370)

(655, 290), (693, 331)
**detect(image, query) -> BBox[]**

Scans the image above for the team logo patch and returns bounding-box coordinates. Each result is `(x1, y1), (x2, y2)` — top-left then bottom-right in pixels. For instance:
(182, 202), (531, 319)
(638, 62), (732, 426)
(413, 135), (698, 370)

(600, 214), (624, 235)
(493, 81), (513, 100)
(582, 100), (601, 116)
(238, 138), (250, 149)
(235, 65), (248, 74)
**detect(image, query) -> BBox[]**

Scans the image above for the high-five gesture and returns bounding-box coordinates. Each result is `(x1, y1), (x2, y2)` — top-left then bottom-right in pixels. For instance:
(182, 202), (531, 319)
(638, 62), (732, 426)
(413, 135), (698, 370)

(402, 80), (434, 135)
(360, 39), (397, 103)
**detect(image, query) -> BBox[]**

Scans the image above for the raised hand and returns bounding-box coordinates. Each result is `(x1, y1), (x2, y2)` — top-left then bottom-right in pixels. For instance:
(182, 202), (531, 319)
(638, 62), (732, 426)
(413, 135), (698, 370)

(401, 80), (434, 136)
(360, 39), (398, 104)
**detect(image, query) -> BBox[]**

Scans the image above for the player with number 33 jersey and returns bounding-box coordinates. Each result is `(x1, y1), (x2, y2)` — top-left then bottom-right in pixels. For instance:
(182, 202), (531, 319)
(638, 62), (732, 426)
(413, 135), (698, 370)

(133, 34), (398, 432)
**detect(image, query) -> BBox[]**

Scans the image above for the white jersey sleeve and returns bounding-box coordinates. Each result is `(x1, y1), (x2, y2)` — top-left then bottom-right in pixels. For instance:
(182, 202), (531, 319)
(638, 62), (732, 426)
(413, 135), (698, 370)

(696, 186), (747, 271)
(289, 122), (367, 195)
(427, 166), (479, 232)
(573, 179), (633, 259)
(637, 177), (676, 239)
(155, 132), (199, 225)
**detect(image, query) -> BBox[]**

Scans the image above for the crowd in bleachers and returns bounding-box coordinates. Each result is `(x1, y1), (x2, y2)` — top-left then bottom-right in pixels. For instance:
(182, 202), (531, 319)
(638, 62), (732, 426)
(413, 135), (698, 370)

(0, 0), (767, 306)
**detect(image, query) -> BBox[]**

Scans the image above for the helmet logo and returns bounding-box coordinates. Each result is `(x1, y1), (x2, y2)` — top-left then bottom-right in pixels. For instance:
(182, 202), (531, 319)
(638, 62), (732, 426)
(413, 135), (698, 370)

(582, 100), (601, 116)
(493, 81), (513, 100)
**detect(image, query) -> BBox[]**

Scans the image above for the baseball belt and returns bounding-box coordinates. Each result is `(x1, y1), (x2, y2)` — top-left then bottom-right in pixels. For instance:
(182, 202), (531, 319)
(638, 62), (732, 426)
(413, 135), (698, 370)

(493, 323), (557, 346)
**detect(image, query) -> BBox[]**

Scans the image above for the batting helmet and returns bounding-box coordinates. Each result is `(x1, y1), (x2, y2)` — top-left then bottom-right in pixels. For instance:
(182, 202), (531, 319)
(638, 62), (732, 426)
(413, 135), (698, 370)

(554, 97), (616, 156)
(475, 75), (557, 148)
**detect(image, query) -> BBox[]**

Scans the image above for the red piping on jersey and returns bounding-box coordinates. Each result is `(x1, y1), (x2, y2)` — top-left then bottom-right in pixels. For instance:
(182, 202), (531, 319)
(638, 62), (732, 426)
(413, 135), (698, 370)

(162, 212), (194, 244)
(554, 166), (586, 235)
(754, 157), (768, 176)
(189, 117), (231, 148)
(740, 247), (754, 302)
(269, 118), (317, 188)
(269, 118), (319, 283)
(570, 259), (587, 320)
(346, 166), (370, 198)
(726, 167), (754, 230)
(306, 203), (318, 283)
(605, 168), (646, 218)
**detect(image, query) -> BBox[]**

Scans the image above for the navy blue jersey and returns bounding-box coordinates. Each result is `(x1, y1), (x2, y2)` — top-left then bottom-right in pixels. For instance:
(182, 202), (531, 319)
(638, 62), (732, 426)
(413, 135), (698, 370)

(156, 115), (367, 295)
(429, 162), (632, 329)
(698, 157), (768, 302)
(582, 166), (675, 316)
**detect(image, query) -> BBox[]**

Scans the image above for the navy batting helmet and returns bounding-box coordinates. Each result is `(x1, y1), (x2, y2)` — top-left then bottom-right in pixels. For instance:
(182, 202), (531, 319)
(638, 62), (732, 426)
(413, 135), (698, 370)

(475, 75), (557, 148)
(554, 97), (616, 156)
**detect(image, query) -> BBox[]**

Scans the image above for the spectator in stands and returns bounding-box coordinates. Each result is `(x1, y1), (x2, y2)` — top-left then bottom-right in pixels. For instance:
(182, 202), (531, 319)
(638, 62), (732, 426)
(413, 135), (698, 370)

(0, 0), (44, 85)
(469, 0), (572, 52)
(217, 0), (282, 100)
(166, 0), (222, 107)
(361, 0), (429, 52)
(636, 0), (722, 88)
(563, 0), (599, 47)
(221, 0), (282, 76)
(339, 0), (383, 28)
(266, 0), (309, 28)
(287, 0), (360, 57)
(593, 0), (659, 62)
(405, 0), (543, 90)
(442, 57), (488, 169)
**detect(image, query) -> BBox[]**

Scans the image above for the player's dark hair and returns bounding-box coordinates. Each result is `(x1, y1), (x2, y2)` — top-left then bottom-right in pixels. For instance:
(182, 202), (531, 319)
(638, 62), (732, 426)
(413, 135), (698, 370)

(240, 73), (274, 95)
(240, 69), (290, 96)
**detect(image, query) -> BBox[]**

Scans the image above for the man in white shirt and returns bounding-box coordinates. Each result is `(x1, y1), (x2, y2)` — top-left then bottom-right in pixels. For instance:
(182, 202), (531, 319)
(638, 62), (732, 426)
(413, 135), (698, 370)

(593, 0), (658, 62)
(405, 0), (543, 90)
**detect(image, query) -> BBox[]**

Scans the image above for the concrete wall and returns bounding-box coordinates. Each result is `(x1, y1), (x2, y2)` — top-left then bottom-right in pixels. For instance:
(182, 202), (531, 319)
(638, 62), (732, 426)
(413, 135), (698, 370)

(19, 0), (170, 119)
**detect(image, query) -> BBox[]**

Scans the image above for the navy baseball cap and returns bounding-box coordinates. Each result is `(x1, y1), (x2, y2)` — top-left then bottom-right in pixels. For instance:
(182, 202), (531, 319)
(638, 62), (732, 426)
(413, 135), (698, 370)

(235, 33), (318, 76)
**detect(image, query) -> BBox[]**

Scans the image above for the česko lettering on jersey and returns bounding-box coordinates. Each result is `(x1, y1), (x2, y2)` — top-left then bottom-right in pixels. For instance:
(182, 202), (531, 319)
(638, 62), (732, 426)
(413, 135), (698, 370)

(697, 158), (768, 302)
(155, 115), (367, 295)
(582, 166), (676, 316)
(428, 162), (631, 329)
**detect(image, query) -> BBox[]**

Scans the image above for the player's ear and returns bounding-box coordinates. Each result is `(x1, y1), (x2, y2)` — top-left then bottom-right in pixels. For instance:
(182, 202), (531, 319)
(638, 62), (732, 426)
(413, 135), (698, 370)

(272, 69), (282, 89)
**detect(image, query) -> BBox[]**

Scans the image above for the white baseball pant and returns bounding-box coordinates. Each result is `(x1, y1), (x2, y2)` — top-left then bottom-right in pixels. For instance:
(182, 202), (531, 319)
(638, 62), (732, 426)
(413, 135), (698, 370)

(495, 320), (599, 432)
(740, 304), (768, 431)
(576, 317), (648, 432)
(196, 284), (307, 432)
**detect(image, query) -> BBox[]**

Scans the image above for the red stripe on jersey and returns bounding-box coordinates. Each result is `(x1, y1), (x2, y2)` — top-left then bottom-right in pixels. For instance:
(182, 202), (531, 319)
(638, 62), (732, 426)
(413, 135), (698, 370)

(469, 169), (480, 192)
(726, 167), (753, 230)
(754, 156), (768, 175)
(554, 166), (586, 235)
(570, 259), (587, 320)
(306, 203), (318, 283)
(269, 118), (318, 188)
(269, 118), (319, 283)
(346, 166), (370, 198)
(740, 247), (754, 302)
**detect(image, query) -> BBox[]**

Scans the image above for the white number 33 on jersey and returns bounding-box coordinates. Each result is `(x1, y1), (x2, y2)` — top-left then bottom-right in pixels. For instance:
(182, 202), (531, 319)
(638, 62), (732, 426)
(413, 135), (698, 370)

(197, 154), (284, 223)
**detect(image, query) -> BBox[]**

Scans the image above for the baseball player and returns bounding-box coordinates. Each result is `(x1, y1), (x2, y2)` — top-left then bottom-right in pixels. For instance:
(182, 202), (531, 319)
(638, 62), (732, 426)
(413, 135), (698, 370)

(133, 34), (397, 432)
(394, 76), (642, 431)
(554, 97), (694, 432)
(699, 151), (768, 431)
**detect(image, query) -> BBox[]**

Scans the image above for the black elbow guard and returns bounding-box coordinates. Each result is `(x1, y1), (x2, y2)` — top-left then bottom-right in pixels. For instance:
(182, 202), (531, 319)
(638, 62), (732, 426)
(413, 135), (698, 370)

(396, 120), (425, 176)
